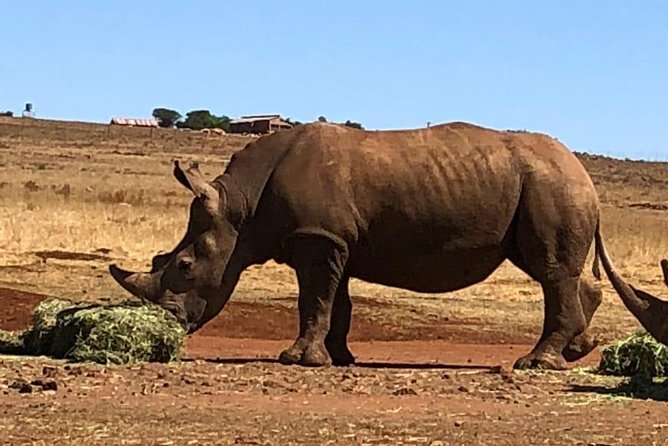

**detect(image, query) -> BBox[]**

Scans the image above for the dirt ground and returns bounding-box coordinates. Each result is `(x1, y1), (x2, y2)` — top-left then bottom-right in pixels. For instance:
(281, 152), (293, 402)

(3, 118), (668, 444)
(2, 287), (668, 446)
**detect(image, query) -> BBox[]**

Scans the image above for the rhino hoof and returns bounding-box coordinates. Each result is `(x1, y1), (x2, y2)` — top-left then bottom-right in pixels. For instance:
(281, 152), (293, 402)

(278, 348), (302, 365)
(331, 352), (356, 367)
(301, 346), (332, 367)
(278, 343), (332, 367)
(326, 345), (356, 366)
(513, 353), (567, 371)
(563, 334), (599, 362)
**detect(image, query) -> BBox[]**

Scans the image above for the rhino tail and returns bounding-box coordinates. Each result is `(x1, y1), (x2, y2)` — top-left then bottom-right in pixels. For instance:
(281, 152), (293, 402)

(592, 219), (602, 280)
(593, 219), (668, 344)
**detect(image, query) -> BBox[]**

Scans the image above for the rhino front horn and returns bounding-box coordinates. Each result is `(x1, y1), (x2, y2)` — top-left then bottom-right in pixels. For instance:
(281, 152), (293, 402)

(109, 264), (162, 302)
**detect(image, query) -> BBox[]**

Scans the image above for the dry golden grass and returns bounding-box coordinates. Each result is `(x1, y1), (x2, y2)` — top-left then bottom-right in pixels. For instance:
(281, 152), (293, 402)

(1, 117), (668, 343)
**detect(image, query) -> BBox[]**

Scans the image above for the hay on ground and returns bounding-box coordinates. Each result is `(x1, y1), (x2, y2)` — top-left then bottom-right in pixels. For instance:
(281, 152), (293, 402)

(0, 298), (186, 365)
(0, 330), (25, 355)
(22, 298), (77, 355)
(598, 329), (668, 377)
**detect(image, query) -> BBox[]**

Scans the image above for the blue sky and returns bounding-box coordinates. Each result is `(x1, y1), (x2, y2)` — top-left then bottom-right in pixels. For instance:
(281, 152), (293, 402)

(1, 1), (666, 159)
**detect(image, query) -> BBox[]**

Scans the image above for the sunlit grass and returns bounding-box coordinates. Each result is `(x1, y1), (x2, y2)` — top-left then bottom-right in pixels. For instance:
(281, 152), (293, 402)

(1, 121), (668, 343)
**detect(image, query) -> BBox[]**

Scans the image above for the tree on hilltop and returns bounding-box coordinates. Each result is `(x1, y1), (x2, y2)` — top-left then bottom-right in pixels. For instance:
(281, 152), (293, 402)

(314, 115), (363, 129)
(176, 110), (231, 132)
(152, 108), (182, 128)
(284, 117), (303, 126)
(343, 120), (364, 130)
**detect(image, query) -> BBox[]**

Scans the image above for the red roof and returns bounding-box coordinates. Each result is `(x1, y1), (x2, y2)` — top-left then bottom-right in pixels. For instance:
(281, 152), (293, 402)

(110, 117), (159, 127)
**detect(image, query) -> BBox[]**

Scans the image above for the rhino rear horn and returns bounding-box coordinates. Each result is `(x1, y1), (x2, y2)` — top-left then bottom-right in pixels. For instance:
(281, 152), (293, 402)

(173, 160), (219, 207)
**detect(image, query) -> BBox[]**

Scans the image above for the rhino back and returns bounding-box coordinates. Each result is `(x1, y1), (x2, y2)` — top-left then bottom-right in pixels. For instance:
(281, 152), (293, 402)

(254, 122), (596, 291)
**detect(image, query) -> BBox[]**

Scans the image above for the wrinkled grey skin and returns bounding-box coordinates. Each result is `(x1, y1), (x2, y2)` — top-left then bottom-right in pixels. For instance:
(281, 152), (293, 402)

(109, 121), (644, 370)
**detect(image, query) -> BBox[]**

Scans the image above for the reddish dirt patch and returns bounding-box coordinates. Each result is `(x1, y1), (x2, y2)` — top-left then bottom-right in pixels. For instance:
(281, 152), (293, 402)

(0, 286), (601, 368)
(0, 287), (48, 331)
(184, 336), (600, 369)
(198, 301), (297, 339)
(0, 287), (532, 344)
(199, 295), (535, 344)
(32, 250), (112, 262)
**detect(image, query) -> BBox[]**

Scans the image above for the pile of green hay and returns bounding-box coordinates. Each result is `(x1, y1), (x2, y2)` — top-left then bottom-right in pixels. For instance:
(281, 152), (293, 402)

(598, 329), (668, 377)
(0, 330), (25, 355)
(0, 298), (186, 365)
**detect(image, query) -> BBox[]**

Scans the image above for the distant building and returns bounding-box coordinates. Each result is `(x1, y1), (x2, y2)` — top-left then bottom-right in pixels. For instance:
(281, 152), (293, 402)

(229, 114), (292, 134)
(110, 117), (159, 127)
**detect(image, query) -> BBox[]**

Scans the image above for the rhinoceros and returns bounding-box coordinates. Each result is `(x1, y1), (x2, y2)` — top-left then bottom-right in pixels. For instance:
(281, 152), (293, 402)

(109, 121), (648, 370)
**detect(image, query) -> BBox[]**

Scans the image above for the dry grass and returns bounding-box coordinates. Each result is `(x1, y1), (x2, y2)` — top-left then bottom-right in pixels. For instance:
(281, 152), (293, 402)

(2, 117), (668, 343)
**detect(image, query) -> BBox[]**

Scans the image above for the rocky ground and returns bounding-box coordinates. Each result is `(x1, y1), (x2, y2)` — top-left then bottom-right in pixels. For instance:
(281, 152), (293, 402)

(1, 354), (667, 445)
(1, 289), (668, 445)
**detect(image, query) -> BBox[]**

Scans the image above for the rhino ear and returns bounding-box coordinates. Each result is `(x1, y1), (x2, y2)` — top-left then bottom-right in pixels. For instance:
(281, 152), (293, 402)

(173, 160), (220, 210)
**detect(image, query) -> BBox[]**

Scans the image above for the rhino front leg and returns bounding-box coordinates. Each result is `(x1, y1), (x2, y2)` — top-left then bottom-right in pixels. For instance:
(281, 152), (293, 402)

(279, 234), (348, 367)
(325, 277), (356, 366)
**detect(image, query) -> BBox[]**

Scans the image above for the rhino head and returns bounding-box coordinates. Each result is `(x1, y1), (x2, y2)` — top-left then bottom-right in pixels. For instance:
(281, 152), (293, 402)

(109, 161), (245, 333)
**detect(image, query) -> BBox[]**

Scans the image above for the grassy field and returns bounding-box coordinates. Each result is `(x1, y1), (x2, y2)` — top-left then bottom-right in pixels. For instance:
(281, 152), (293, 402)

(2, 116), (668, 344)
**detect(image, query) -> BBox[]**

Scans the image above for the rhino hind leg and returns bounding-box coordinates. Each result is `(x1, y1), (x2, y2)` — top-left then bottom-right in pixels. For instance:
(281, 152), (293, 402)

(325, 277), (356, 366)
(509, 188), (598, 370)
(278, 233), (349, 367)
(513, 277), (587, 370)
(509, 254), (597, 368)
(562, 278), (602, 362)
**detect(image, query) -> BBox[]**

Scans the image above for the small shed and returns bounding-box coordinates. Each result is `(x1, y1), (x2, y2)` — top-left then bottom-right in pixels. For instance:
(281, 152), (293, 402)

(110, 117), (159, 127)
(229, 115), (292, 134)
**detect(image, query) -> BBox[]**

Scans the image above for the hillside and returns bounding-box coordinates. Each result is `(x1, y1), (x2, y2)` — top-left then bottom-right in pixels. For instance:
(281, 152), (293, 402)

(1, 116), (668, 347)
(0, 116), (251, 157)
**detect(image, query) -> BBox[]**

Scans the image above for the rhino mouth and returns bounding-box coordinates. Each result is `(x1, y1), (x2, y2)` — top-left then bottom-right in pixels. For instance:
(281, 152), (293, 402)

(160, 301), (187, 324)
(109, 263), (199, 332)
